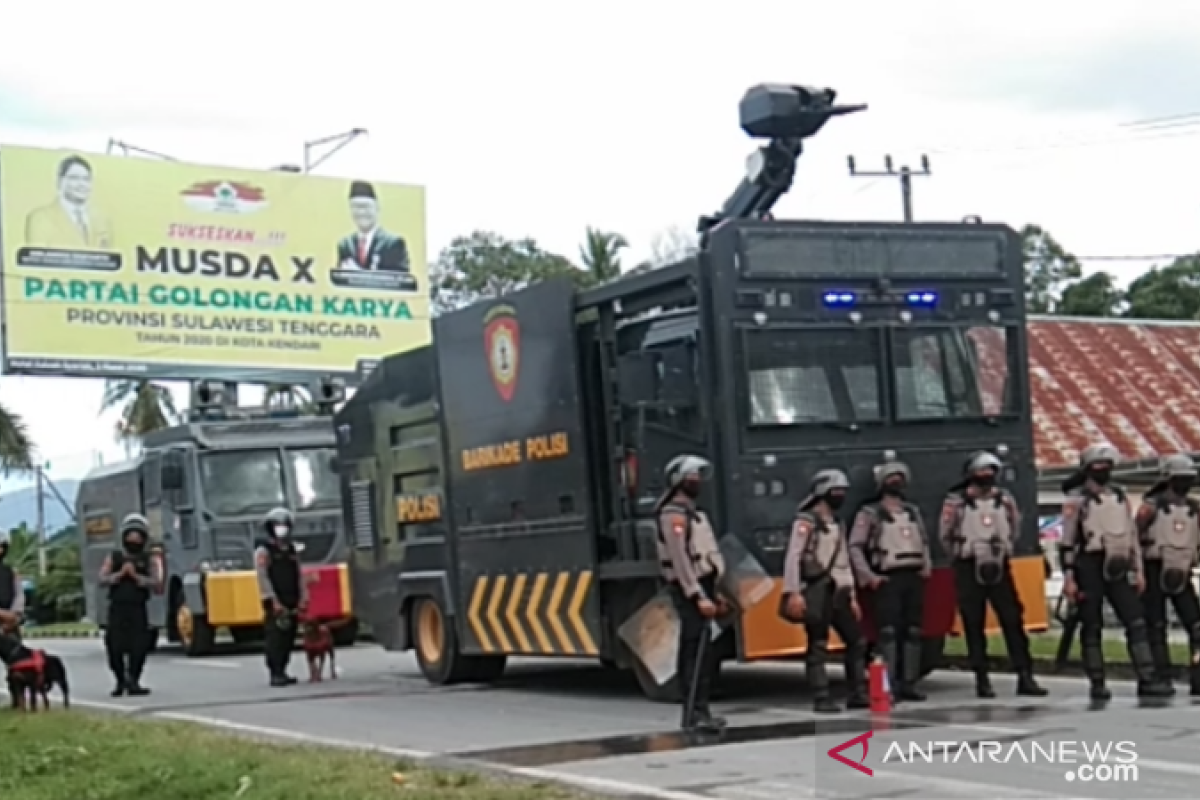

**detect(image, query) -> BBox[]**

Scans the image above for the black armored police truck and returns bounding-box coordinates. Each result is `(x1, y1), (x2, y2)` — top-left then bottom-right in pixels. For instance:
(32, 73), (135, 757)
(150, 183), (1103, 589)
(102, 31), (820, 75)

(335, 83), (1048, 699)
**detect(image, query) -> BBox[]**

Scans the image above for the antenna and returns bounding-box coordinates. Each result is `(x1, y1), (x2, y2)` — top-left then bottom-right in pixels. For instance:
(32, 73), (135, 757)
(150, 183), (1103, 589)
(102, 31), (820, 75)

(847, 154), (931, 222)
(105, 139), (180, 161)
(303, 128), (368, 173)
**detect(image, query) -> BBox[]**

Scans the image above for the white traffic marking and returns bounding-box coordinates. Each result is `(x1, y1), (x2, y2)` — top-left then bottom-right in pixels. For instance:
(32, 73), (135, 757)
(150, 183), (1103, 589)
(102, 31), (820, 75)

(168, 659), (242, 669)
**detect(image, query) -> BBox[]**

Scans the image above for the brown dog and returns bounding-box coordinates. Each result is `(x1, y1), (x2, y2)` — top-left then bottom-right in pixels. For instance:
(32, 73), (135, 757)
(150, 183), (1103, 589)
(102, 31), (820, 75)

(302, 620), (336, 682)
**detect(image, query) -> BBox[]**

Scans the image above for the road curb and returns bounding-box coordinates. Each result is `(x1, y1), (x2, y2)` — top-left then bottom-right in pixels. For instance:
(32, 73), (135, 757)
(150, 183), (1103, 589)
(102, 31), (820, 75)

(23, 629), (102, 639)
(940, 654), (1141, 680)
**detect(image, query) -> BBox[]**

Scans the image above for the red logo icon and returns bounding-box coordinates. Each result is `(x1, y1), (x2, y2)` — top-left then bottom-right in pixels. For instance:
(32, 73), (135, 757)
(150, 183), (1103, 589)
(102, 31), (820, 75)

(483, 304), (520, 402)
(828, 731), (873, 776)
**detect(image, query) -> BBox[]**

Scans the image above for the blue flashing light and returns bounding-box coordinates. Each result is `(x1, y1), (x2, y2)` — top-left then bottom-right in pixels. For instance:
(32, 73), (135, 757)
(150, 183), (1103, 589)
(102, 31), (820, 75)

(906, 291), (938, 306)
(823, 291), (857, 306)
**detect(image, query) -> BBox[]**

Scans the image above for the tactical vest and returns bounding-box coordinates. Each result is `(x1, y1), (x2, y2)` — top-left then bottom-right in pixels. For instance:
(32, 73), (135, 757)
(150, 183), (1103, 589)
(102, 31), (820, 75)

(798, 513), (853, 589)
(108, 550), (151, 605)
(871, 505), (925, 572)
(0, 563), (14, 610)
(957, 494), (1012, 584)
(1079, 489), (1135, 581)
(656, 503), (714, 583)
(267, 543), (303, 608)
(1144, 497), (1200, 594)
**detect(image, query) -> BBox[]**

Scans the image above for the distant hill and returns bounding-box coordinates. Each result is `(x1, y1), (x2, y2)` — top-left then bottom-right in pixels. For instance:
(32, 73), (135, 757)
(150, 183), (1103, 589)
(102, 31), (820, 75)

(0, 479), (79, 533)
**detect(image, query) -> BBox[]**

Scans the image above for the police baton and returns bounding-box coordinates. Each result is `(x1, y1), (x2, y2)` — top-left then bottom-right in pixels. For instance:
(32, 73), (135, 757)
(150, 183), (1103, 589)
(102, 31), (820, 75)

(683, 626), (712, 729)
(1053, 593), (1079, 673)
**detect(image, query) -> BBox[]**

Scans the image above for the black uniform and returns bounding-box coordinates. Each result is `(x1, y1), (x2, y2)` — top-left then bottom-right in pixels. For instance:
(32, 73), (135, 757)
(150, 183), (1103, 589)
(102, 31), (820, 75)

(939, 483), (1045, 697)
(257, 537), (306, 685)
(1061, 467), (1173, 700)
(101, 540), (158, 696)
(1136, 487), (1200, 693)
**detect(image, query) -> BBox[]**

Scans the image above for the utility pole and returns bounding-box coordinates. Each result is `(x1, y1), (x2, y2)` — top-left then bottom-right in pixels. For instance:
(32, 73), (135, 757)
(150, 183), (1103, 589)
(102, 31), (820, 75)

(35, 464), (46, 577)
(847, 154), (931, 222)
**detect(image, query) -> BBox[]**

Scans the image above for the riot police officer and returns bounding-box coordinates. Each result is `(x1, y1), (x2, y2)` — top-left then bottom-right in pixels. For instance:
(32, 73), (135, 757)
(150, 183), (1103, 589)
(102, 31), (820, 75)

(783, 469), (869, 713)
(0, 533), (24, 634)
(656, 454), (727, 732)
(849, 458), (931, 702)
(255, 507), (308, 687)
(1060, 443), (1173, 699)
(940, 451), (1046, 698)
(99, 514), (161, 696)
(1136, 453), (1200, 695)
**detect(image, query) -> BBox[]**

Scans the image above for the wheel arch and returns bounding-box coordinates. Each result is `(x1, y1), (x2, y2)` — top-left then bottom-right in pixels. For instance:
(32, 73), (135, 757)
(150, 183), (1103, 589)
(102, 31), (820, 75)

(396, 570), (454, 651)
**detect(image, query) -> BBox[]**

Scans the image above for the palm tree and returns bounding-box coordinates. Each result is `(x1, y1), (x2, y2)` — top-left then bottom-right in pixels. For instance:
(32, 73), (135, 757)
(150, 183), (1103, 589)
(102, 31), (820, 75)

(579, 228), (629, 284)
(102, 380), (179, 449)
(0, 401), (35, 474)
(2, 525), (38, 577)
(263, 383), (313, 411)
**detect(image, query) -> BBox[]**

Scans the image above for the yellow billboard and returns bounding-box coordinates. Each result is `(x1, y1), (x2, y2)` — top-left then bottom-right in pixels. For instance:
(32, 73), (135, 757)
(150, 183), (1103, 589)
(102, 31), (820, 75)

(0, 145), (430, 382)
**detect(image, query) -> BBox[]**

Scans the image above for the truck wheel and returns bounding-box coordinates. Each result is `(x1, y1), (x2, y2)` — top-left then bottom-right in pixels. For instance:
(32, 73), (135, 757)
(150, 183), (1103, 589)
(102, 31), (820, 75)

(921, 635), (946, 678)
(413, 597), (472, 684)
(332, 618), (359, 648)
(176, 604), (216, 657)
(632, 659), (681, 703)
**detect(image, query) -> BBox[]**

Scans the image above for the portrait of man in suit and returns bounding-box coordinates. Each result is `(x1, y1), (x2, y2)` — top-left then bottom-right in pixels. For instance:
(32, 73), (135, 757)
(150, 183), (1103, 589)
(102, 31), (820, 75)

(24, 155), (115, 249)
(335, 180), (411, 272)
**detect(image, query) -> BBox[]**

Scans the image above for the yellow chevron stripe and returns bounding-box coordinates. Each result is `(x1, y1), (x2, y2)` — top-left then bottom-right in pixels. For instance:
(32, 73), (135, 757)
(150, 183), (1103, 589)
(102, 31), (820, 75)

(526, 573), (553, 653)
(546, 572), (575, 654)
(467, 576), (493, 652)
(487, 574), (513, 651)
(506, 573), (532, 652)
(567, 570), (598, 655)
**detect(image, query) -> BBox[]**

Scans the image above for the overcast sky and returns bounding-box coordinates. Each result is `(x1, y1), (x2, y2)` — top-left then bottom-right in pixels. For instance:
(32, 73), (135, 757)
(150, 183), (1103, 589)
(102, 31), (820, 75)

(2, 0), (1199, 487)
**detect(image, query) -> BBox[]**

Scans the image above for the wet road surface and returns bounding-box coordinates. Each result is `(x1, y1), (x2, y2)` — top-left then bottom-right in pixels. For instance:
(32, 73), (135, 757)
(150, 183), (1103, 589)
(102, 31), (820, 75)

(26, 638), (1200, 798)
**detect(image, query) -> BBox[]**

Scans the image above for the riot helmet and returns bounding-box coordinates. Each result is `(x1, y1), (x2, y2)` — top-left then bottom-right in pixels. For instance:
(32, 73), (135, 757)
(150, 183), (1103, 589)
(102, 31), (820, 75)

(875, 460), (911, 497)
(1079, 443), (1119, 486)
(263, 507), (294, 539)
(663, 454), (711, 499)
(1161, 453), (1197, 496)
(799, 469), (850, 512)
(964, 451), (1003, 490)
(120, 513), (150, 553)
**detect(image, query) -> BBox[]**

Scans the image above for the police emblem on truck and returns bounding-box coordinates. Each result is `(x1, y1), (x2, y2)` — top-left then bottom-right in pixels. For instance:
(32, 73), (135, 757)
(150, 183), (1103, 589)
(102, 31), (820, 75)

(484, 303), (520, 402)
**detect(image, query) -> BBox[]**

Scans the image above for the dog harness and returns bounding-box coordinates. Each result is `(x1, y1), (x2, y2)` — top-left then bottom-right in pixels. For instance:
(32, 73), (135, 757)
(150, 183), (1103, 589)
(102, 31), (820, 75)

(8, 648), (44, 677)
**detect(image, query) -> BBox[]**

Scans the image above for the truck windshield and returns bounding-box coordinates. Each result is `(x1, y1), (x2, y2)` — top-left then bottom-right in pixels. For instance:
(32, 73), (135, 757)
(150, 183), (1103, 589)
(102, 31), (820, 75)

(891, 325), (1014, 420)
(201, 450), (286, 516)
(288, 448), (340, 510)
(745, 328), (882, 425)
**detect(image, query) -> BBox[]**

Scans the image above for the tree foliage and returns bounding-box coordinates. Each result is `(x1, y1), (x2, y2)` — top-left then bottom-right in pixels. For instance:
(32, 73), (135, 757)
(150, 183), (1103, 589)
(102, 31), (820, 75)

(0, 401), (35, 474)
(1123, 256), (1200, 320)
(1022, 224), (1082, 314)
(1058, 272), (1122, 317)
(102, 380), (179, 448)
(579, 228), (628, 284)
(430, 231), (589, 314)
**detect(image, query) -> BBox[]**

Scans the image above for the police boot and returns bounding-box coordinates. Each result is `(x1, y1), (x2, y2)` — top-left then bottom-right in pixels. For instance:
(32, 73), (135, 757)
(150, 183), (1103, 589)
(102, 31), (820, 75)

(1129, 626), (1175, 698)
(110, 681), (126, 698)
(844, 642), (870, 710)
(807, 640), (839, 714)
(1081, 639), (1111, 701)
(878, 635), (901, 702)
(975, 670), (995, 699)
(1016, 670), (1047, 697)
(897, 636), (926, 702)
(1149, 623), (1175, 683)
(126, 681), (150, 697)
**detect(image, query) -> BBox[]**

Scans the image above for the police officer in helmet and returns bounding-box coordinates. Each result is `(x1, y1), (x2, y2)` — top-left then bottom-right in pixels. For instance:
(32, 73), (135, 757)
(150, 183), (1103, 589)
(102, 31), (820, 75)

(1135, 453), (1200, 694)
(255, 507), (308, 687)
(99, 514), (162, 696)
(849, 458), (931, 702)
(783, 469), (869, 713)
(1060, 444), (1172, 699)
(656, 454), (727, 732)
(940, 451), (1046, 698)
(0, 533), (25, 635)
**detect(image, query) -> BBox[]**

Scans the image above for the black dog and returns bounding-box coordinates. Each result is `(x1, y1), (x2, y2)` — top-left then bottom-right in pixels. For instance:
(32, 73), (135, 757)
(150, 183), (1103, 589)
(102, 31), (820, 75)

(1, 632), (70, 711)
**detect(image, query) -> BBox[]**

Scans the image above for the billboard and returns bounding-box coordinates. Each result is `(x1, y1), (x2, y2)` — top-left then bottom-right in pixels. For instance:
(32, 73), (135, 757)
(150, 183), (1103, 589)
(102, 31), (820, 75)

(0, 146), (430, 382)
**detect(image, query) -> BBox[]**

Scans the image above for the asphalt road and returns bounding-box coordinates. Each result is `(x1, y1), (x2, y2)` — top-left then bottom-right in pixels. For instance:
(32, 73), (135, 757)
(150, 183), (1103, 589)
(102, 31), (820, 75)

(26, 638), (1200, 799)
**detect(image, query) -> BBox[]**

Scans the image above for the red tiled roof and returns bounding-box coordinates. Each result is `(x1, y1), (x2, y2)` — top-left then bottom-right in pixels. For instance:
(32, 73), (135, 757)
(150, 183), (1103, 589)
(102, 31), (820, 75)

(1024, 318), (1200, 470)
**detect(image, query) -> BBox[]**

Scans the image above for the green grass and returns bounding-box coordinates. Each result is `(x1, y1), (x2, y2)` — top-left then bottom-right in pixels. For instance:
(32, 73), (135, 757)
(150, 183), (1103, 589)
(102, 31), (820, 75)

(943, 631), (1193, 664)
(23, 621), (98, 637)
(0, 712), (587, 800)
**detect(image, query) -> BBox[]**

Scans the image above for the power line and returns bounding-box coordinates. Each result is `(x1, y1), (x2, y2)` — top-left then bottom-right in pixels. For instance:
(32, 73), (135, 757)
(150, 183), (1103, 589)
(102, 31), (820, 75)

(1077, 254), (1196, 262)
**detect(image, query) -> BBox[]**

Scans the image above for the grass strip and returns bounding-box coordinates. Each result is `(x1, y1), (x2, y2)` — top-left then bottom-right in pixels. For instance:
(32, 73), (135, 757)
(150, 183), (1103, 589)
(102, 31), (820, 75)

(0, 711), (588, 800)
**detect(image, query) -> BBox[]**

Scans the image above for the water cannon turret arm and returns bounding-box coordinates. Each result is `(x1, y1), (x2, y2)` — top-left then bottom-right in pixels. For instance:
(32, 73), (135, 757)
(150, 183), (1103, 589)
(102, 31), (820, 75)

(698, 84), (866, 248)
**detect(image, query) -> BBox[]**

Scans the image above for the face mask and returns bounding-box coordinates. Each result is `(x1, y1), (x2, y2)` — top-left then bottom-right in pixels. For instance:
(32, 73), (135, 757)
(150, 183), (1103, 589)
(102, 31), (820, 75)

(679, 480), (701, 499)
(1089, 468), (1111, 486)
(124, 538), (145, 553)
(272, 524), (290, 539)
(1170, 477), (1194, 495)
(824, 493), (846, 511)
(882, 480), (905, 496)
(971, 473), (996, 490)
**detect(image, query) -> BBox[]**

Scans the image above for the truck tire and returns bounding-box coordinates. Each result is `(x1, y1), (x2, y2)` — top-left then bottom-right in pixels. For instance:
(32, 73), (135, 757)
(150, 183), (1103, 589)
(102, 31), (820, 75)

(413, 597), (505, 685)
(176, 603), (216, 657)
(332, 618), (359, 648)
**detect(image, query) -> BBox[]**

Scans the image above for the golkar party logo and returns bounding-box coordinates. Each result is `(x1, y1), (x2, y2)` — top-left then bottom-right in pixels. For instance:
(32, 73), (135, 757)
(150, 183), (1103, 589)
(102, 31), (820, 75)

(484, 304), (520, 402)
(181, 180), (268, 214)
